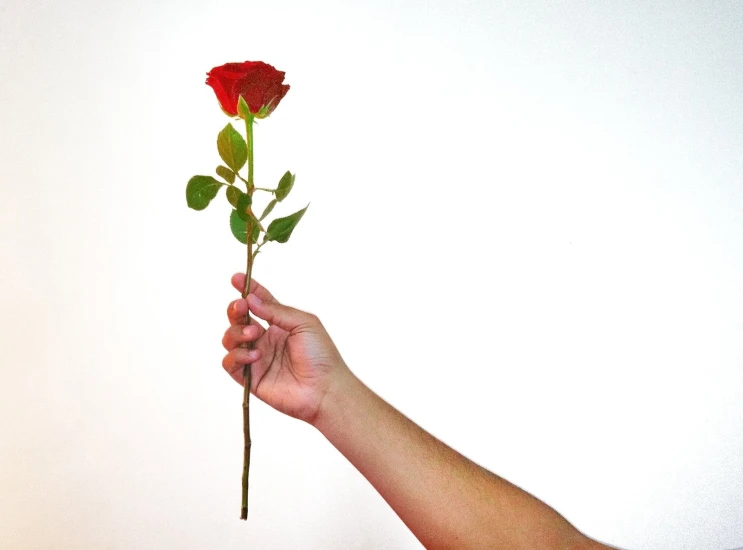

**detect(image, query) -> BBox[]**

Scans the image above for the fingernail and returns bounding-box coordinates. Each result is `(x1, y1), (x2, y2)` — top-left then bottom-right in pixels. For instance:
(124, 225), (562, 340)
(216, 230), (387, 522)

(249, 293), (262, 306)
(242, 326), (252, 336)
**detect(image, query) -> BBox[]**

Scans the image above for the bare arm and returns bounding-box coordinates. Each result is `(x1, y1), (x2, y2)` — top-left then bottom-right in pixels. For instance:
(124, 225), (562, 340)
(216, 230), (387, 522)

(314, 368), (609, 550)
(222, 274), (618, 550)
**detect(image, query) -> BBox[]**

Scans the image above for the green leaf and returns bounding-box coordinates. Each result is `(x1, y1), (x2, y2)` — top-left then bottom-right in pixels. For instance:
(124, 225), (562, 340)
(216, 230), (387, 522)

(216, 165), (235, 184)
(275, 171), (295, 202)
(186, 175), (222, 210)
(230, 209), (248, 244)
(217, 124), (247, 172)
(259, 199), (277, 221)
(236, 193), (253, 222)
(229, 209), (260, 245)
(226, 185), (242, 207)
(266, 204), (309, 243)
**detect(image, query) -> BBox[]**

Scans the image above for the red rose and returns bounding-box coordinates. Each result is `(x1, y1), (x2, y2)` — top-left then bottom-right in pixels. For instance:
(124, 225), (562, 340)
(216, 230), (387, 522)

(206, 61), (290, 118)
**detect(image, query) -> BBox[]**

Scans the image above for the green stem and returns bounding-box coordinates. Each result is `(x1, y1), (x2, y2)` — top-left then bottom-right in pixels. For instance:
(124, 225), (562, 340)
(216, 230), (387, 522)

(254, 187), (275, 193)
(252, 241), (266, 260)
(246, 115), (254, 193)
(240, 114), (256, 521)
(235, 173), (249, 187)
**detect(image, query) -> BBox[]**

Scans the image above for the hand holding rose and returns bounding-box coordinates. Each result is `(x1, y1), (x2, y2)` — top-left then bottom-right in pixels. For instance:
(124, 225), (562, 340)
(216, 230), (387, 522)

(222, 273), (350, 426)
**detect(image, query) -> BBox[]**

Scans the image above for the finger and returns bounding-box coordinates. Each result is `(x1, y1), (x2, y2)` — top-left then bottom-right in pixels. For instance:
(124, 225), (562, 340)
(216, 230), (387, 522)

(231, 273), (278, 304)
(222, 347), (262, 386)
(227, 298), (249, 326)
(247, 293), (317, 333)
(227, 299), (269, 327)
(222, 323), (264, 351)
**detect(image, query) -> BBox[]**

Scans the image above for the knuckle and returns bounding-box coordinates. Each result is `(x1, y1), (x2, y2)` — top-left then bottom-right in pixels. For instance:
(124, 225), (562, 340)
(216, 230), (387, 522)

(223, 351), (241, 374)
(223, 327), (240, 350)
(227, 299), (246, 321)
(307, 313), (321, 325)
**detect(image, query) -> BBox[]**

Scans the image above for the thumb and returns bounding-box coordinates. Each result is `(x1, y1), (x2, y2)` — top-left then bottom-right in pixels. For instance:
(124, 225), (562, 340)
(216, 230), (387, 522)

(247, 293), (316, 333)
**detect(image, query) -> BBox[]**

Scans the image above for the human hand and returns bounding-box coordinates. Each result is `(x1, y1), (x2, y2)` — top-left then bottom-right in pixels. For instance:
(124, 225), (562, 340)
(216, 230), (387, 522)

(221, 273), (349, 426)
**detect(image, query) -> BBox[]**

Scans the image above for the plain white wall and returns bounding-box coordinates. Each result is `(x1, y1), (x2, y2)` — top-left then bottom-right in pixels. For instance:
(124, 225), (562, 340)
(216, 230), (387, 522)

(1, 0), (742, 548)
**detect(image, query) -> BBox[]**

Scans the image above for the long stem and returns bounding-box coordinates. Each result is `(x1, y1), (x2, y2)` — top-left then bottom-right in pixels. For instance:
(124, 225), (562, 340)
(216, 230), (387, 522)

(240, 113), (256, 520)
(246, 115), (254, 194)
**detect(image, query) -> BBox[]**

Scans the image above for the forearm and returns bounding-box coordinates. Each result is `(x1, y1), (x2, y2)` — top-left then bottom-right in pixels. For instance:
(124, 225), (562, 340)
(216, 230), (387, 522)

(314, 368), (601, 550)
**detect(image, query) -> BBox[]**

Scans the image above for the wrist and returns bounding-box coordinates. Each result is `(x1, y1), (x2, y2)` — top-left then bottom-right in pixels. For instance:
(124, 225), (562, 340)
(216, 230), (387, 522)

(312, 363), (361, 433)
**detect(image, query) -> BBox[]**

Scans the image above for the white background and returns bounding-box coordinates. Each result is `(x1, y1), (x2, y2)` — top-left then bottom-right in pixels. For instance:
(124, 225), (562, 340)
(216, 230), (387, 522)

(1, 0), (742, 548)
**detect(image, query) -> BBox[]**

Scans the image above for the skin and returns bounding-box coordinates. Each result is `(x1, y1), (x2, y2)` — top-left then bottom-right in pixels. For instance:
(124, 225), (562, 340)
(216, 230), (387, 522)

(222, 273), (620, 550)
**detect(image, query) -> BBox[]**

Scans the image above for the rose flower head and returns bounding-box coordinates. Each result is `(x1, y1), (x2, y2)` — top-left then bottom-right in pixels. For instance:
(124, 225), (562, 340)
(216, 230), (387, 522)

(206, 61), (290, 119)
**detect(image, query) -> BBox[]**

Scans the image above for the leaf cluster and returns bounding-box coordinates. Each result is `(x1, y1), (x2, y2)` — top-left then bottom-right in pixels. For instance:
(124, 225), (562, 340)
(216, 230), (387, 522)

(186, 123), (308, 248)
